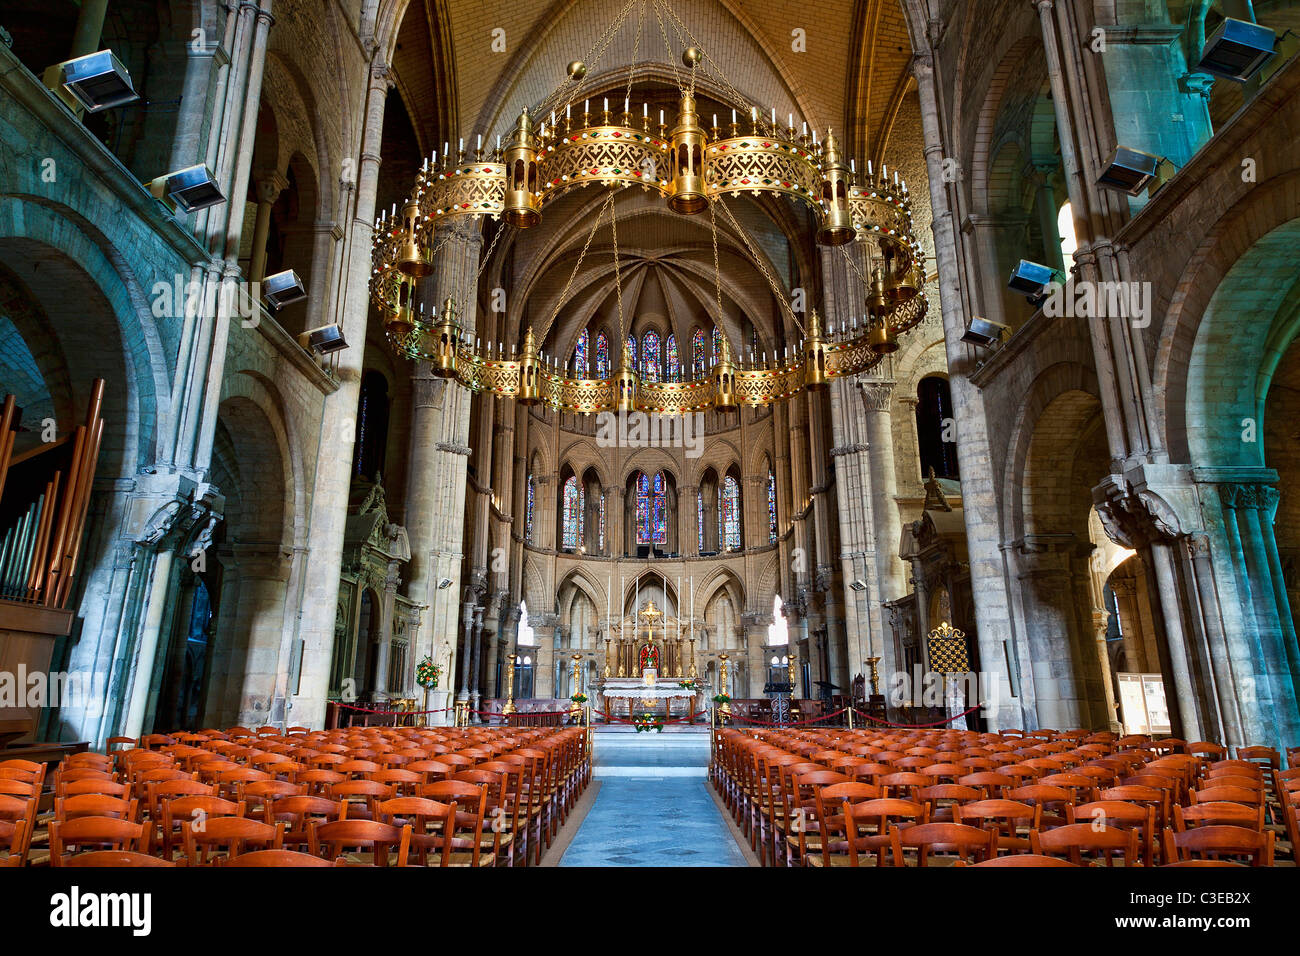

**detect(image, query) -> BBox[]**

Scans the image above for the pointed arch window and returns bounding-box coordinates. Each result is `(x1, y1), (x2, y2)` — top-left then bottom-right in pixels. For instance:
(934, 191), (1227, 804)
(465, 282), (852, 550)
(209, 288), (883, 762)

(712, 326), (723, 364)
(767, 468), (777, 543)
(562, 476), (583, 550)
(574, 328), (589, 375)
(595, 331), (610, 378)
(721, 476), (741, 552)
(643, 330), (661, 381)
(692, 327), (707, 372)
(636, 471), (668, 545)
(627, 335), (637, 371)
(697, 490), (705, 552)
(666, 333), (679, 380)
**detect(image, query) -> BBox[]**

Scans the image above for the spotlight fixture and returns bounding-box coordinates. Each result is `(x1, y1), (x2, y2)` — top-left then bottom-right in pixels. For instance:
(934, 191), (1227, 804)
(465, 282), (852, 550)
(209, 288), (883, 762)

(261, 269), (307, 310)
(961, 315), (1010, 348)
(298, 324), (348, 355)
(849, 580), (867, 592)
(438, 578), (453, 589)
(1008, 259), (1061, 306)
(1097, 145), (1163, 195)
(145, 164), (225, 213)
(1197, 17), (1276, 81)
(57, 50), (139, 112)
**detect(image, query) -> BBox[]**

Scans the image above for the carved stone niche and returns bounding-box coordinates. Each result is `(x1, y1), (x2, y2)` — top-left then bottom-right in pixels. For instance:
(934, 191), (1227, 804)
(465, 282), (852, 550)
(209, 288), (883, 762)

(331, 476), (419, 702)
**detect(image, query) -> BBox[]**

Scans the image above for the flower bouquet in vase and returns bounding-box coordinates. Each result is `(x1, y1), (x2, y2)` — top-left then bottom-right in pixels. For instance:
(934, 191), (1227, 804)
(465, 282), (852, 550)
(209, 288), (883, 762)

(416, 657), (442, 723)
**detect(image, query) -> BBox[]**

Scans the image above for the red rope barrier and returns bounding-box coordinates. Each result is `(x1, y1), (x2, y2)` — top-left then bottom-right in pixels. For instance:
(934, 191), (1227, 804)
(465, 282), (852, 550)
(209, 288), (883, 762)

(722, 706), (850, 728)
(852, 704), (984, 729)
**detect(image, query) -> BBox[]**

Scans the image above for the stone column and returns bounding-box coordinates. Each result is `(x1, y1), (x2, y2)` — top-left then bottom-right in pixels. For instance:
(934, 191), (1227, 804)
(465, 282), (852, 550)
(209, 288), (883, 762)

(456, 602), (475, 705)
(679, 484), (698, 557)
(468, 606), (484, 719)
(373, 563), (400, 695)
(1108, 577), (1145, 674)
(401, 218), (482, 720)
(248, 171), (288, 283)
(292, 60), (392, 728)
(531, 614), (557, 698)
(742, 613), (770, 699)
(912, 51), (1020, 730)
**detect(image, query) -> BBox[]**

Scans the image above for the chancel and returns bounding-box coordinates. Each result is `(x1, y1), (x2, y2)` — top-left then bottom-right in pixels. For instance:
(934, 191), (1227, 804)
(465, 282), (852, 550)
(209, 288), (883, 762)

(0, 0), (1298, 882)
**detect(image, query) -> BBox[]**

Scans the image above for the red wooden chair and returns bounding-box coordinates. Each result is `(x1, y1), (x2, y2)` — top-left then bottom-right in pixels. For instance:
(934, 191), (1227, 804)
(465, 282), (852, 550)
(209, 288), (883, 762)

(890, 822), (996, 866)
(308, 819), (411, 866)
(1163, 825), (1274, 866)
(1030, 823), (1140, 866)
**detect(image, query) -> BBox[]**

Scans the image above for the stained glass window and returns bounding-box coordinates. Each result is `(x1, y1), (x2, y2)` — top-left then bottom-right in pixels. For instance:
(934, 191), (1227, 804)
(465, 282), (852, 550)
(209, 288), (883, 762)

(697, 490), (704, 552)
(721, 475), (741, 551)
(525, 476), (535, 542)
(692, 328), (707, 372)
(627, 335), (637, 371)
(666, 334), (679, 380)
(652, 472), (667, 544)
(574, 328), (589, 375)
(598, 493), (606, 551)
(636, 471), (668, 545)
(712, 326), (723, 364)
(595, 331), (610, 378)
(643, 330), (661, 381)
(562, 476), (583, 550)
(636, 473), (650, 545)
(767, 467), (777, 543)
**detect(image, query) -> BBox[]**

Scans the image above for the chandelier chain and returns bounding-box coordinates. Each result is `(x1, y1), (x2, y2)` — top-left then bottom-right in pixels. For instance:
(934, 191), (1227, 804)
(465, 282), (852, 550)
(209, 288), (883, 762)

(543, 0), (642, 122)
(546, 192), (615, 333)
(623, 0), (645, 114)
(651, 0), (685, 94)
(455, 217), (507, 318)
(656, 1), (782, 139)
(611, 192), (626, 344)
(714, 196), (805, 337)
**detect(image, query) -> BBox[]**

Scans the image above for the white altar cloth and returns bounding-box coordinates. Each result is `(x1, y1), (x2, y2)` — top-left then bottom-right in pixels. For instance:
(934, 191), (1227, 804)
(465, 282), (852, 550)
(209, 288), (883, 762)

(601, 685), (699, 700)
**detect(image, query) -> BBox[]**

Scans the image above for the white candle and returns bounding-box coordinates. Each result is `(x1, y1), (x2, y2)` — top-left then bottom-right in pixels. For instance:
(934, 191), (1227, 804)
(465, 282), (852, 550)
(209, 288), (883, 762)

(458, 138), (464, 154)
(731, 109), (737, 124)
(477, 134), (482, 151)
(603, 97), (608, 112)
(624, 97), (629, 113)
(660, 109), (664, 125)
(607, 576), (612, 620)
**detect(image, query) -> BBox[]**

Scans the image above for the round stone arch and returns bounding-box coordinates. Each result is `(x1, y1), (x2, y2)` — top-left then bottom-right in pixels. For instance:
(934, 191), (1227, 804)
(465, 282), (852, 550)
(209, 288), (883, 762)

(1001, 361), (1102, 544)
(216, 370), (301, 548)
(1178, 217), (1300, 469)
(1155, 172), (1300, 462)
(967, 34), (1039, 215)
(0, 196), (170, 478)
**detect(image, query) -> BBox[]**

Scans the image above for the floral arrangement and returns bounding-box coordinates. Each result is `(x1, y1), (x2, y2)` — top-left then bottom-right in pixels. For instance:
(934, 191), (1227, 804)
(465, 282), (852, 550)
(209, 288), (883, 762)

(678, 678), (703, 691)
(712, 693), (731, 705)
(570, 692), (588, 704)
(416, 657), (442, 689)
(634, 712), (665, 733)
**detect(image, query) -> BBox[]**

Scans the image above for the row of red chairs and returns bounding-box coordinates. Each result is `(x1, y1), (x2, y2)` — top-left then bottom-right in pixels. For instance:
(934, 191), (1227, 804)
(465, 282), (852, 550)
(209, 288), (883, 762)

(0, 723), (590, 866)
(710, 726), (1297, 866)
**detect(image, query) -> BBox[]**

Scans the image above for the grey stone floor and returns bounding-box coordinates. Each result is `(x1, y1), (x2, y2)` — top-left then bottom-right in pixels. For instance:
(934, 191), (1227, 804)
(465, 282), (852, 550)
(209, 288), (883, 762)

(557, 733), (749, 867)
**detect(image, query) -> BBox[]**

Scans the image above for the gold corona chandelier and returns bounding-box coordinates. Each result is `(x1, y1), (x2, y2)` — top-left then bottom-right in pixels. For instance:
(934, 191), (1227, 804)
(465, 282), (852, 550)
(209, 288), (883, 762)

(369, 0), (928, 415)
